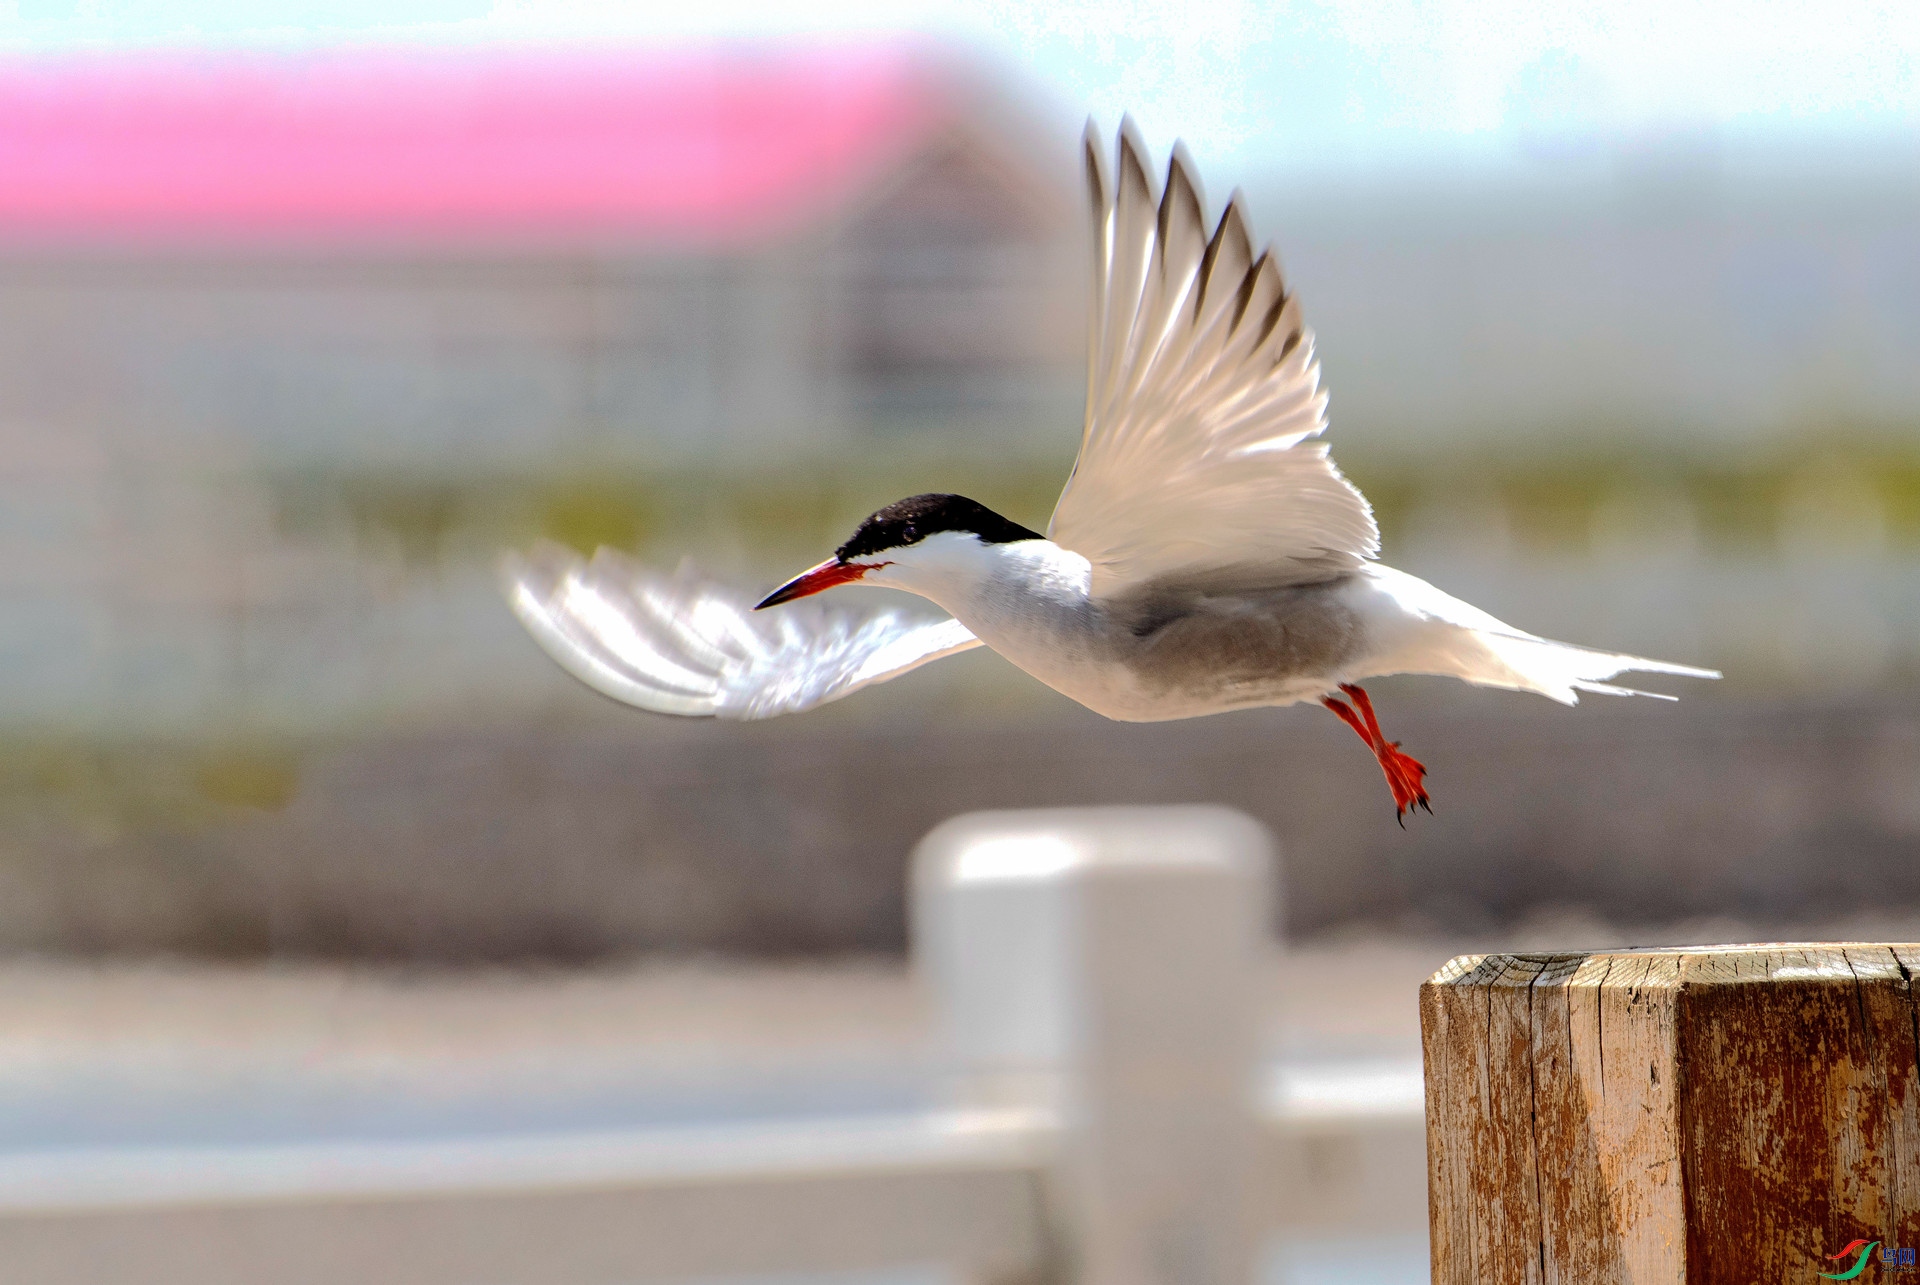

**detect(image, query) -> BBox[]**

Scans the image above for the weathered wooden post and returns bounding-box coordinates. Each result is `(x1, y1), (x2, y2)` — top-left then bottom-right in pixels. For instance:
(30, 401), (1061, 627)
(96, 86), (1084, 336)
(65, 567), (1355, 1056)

(1421, 945), (1920, 1285)
(914, 805), (1274, 1285)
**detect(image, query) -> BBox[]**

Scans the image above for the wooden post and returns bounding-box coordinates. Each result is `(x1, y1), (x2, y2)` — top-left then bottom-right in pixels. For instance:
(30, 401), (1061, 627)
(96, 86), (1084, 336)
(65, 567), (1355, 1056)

(1421, 945), (1920, 1285)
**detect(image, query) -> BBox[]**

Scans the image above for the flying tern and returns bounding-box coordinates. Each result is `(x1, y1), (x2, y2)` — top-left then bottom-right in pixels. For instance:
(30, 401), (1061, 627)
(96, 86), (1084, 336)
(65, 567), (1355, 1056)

(507, 120), (1718, 821)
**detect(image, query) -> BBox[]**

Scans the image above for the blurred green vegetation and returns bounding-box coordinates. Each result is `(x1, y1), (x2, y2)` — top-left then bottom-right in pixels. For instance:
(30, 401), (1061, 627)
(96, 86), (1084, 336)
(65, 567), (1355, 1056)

(11, 430), (1917, 862)
(267, 446), (1080, 571)
(267, 432), (1920, 572)
(0, 737), (303, 841)
(1347, 435), (1920, 557)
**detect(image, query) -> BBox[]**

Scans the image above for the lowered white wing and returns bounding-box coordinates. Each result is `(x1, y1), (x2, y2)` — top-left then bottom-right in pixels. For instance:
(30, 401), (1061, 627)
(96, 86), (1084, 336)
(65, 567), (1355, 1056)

(504, 543), (981, 719)
(1049, 119), (1379, 597)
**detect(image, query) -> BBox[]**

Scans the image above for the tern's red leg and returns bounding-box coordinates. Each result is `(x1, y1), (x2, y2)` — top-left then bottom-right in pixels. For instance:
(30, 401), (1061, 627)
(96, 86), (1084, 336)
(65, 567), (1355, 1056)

(1322, 685), (1431, 824)
(1343, 685), (1431, 823)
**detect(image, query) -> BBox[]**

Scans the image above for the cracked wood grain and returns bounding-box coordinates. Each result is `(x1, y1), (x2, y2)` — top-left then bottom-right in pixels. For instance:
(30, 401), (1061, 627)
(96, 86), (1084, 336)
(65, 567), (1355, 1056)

(1422, 945), (1920, 1285)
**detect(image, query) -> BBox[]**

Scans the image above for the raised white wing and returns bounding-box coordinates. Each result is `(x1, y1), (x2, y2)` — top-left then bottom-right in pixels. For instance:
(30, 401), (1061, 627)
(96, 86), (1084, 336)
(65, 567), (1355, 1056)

(1048, 119), (1380, 596)
(504, 543), (981, 719)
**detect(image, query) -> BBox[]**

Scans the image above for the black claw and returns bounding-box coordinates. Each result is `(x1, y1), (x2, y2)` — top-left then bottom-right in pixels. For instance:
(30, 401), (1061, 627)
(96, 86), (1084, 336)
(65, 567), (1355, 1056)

(1396, 809), (1407, 829)
(1419, 797), (1434, 815)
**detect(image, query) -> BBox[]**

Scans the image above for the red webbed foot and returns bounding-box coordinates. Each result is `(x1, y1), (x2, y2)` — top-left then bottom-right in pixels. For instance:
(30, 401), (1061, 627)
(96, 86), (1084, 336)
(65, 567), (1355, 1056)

(1322, 683), (1432, 825)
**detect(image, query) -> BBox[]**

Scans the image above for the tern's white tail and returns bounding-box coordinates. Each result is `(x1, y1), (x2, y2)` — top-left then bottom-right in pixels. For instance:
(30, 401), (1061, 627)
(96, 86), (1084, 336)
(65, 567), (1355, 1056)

(1361, 564), (1721, 704)
(1465, 632), (1721, 704)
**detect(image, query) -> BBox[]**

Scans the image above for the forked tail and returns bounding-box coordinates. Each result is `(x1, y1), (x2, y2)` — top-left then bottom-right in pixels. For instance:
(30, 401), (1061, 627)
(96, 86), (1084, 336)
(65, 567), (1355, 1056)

(1468, 631), (1721, 705)
(1360, 565), (1721, 705)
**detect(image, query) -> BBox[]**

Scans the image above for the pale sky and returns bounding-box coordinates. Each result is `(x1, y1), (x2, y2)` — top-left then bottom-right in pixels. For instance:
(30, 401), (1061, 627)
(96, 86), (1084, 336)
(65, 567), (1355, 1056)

(4, 1), (1917, 179)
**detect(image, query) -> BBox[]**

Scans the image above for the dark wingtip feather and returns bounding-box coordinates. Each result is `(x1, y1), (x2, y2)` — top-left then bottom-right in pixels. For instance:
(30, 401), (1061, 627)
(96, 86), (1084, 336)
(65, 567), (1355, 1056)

(1167, 140), (1206, 223)
(1155, 141), (1206, 283)
(1082, 119), (1111, 212)
(1228, 248), (1269, 332)
(1116, 115), (1157, 203)
(1194, 191), (1253, 315)
(1219, 189), (1254, 245)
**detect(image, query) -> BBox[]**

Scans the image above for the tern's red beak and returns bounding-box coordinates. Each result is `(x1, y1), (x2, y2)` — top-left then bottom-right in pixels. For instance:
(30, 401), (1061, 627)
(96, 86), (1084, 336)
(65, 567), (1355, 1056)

(754, 558), (879, 609)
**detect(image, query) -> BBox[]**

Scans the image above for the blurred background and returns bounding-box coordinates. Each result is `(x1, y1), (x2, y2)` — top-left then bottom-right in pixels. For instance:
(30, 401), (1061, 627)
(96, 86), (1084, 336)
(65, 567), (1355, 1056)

(0, 3), (1916, 1278)
(0, 0), (1916, 958)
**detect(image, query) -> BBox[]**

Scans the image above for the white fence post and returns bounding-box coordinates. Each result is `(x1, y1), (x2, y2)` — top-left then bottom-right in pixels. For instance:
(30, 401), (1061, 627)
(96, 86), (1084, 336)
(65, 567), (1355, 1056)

(913, 805), (1274, 1285)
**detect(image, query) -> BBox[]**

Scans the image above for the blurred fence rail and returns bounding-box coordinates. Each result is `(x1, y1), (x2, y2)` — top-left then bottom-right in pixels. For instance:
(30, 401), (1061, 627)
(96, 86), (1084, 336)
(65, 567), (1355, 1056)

(0, 806), (1424, 1285)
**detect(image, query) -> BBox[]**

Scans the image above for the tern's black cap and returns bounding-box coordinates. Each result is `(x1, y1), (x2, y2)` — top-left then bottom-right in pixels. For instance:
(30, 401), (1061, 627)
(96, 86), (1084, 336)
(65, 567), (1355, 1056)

(836, 493), (1043, 562)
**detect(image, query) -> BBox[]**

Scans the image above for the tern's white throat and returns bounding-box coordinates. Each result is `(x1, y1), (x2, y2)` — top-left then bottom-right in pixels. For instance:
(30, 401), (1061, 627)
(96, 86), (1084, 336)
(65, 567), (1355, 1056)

(860, 530), (1093, 620)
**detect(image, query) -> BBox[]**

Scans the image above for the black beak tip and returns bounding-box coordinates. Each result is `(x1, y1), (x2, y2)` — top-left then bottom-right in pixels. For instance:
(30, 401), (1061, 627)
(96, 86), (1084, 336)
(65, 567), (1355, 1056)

(755, 558), (852, 611)
(755, 580), (809, 611)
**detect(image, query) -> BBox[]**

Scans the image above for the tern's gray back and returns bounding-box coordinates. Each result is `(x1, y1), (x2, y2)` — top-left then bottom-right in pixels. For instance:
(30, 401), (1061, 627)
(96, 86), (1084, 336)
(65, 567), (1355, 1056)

(1104, 570), (1363, 705)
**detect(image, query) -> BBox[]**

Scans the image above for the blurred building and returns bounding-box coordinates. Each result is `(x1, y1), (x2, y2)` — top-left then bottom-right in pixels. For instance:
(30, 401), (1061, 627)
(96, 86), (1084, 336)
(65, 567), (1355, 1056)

(0, 45), (1082, 462)
(0, 45), (1082, 729)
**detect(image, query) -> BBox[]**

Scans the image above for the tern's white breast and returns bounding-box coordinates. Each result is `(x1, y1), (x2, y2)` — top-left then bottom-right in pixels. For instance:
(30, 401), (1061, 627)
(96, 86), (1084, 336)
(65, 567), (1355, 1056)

(875, 537), (1136, 716)
(892, 538), (1365, 722)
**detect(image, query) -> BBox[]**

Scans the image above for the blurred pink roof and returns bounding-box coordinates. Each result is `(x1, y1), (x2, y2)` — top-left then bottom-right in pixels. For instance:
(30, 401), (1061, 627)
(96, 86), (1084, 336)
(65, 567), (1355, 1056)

(0, 46), (949, 249)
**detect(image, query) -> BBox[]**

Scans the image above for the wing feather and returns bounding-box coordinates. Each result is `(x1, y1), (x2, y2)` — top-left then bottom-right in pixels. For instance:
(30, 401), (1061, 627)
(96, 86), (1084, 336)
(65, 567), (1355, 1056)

(505, 544), (981, 720)
(1051, 123), (1379, 595)
(1091, 119), (1160, 428)
(1081, 119), (1112, 423)
(1115, 141), (1208, 418)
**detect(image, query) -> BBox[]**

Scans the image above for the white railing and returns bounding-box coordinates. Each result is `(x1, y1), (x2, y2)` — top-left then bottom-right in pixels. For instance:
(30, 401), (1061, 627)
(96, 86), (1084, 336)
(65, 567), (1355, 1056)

(0, 806), (1425, 1285)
